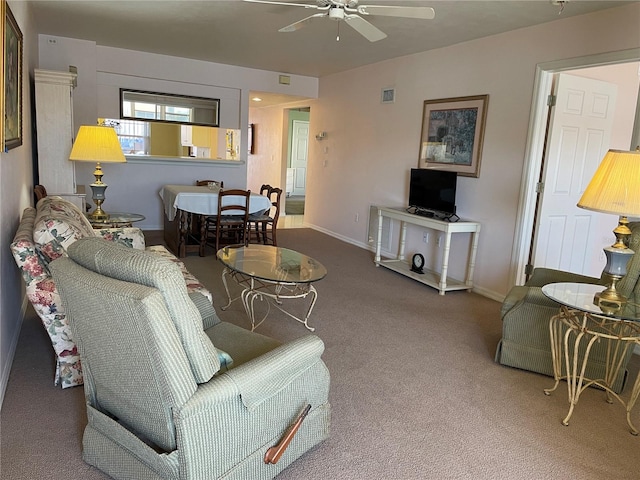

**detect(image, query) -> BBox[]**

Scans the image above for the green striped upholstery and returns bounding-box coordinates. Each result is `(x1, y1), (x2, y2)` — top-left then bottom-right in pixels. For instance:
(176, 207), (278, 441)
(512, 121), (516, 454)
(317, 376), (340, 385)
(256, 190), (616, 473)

(67, 237), (220, 383)
(495, 222), (640, 393)
(52, 256), (197, 452)
(50, 237), (330, 479)
(618, 222), (640, 297)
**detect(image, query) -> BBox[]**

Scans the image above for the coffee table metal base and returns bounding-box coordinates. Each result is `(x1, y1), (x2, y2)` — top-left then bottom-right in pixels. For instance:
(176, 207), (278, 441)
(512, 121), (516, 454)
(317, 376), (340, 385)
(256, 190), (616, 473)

(220, 267), (318, 331)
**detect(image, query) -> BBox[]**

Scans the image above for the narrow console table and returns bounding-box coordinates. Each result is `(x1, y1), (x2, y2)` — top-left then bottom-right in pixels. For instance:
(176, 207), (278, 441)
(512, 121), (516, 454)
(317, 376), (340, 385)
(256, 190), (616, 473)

(374, 207), (481, 295)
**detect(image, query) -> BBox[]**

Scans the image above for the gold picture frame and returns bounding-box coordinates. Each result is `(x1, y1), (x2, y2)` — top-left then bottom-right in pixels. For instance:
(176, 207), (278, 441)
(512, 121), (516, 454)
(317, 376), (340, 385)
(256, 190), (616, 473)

(418, 94), (489, 178)
(4, 1), (22, 150)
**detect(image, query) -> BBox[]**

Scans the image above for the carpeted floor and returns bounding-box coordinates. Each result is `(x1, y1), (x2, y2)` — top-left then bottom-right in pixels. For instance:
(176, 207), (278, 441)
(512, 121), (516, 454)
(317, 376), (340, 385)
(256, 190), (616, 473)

(285, 195), (305, 215)
(2, 228), (640, 479)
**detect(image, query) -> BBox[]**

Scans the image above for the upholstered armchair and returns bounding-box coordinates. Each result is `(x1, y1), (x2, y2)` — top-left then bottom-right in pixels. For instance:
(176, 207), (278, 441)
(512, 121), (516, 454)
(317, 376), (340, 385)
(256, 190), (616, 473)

(495, 222), (640, 394)
(50, 237), (330, 480)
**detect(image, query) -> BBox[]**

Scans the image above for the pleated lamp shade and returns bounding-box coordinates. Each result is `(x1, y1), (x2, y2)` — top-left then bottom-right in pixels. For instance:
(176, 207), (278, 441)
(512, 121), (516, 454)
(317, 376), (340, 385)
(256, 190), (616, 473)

(69, 126), (126, 164)
(577, 149), (640, 217)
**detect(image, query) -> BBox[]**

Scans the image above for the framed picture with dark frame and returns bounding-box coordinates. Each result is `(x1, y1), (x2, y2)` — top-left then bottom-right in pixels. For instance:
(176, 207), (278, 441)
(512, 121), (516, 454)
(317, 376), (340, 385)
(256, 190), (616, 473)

(4, 2), (22, 150)
(418, 94), (489, 178)
(248, 123), (255, 154)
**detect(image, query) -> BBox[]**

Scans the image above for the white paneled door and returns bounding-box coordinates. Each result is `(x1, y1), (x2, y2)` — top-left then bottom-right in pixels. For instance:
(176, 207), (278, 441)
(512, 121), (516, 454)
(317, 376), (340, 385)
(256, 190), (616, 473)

(290, 120), (309, 197)
(532, 73), (618, 278)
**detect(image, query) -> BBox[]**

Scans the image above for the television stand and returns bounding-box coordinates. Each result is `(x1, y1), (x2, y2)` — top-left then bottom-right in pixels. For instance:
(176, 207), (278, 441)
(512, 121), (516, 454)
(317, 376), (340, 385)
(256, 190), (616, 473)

(374, 206), (481, 295)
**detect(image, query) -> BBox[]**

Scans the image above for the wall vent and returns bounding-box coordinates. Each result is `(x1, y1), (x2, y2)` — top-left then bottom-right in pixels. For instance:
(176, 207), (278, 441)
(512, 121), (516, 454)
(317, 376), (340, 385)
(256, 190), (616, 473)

(381, 88), (395, 104)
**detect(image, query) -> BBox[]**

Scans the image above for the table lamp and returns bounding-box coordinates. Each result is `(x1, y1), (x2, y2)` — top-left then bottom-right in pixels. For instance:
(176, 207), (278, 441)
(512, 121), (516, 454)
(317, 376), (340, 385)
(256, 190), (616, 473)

(69, 125), (126, 221)
(577, 147), (640, 309)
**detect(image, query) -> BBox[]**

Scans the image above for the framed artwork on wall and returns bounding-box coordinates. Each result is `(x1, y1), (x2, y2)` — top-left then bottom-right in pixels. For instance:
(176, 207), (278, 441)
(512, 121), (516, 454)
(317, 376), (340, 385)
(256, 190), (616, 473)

(418, 94), (489, 178)
(248, 123), (255, 154)
(4, 1), (22, 150)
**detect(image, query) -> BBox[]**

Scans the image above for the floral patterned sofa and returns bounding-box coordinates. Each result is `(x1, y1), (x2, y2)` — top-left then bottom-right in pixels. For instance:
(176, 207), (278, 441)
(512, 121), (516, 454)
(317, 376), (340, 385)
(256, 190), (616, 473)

(11, 196), (212, 388)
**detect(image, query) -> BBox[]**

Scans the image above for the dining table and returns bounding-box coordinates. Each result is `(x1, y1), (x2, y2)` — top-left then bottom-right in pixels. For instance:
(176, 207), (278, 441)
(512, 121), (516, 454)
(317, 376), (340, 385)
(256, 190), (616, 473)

(159, 184), (272, 257)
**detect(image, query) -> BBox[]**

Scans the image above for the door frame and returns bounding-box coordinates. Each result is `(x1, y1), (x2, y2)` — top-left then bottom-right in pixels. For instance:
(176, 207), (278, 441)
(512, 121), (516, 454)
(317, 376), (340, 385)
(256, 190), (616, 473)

(511, 47), (640, 287)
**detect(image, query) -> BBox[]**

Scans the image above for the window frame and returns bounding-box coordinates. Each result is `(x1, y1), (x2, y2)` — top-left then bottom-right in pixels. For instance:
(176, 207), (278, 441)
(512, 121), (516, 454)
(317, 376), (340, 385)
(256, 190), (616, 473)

(120, 88), (220, 127)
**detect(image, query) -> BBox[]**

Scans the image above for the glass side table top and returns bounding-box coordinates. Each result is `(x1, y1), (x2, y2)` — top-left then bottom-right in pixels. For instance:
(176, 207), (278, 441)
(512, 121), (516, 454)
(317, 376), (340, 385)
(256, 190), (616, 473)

(542, 282), (640, 321)
(217, 244), (327, 284)
(87, 212), (145, 226)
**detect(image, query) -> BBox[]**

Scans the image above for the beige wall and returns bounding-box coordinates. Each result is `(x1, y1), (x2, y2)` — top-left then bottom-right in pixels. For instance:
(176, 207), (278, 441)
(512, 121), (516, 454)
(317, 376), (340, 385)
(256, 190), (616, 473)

(247, 106), (287, 195)
(302, 3), (640, 299)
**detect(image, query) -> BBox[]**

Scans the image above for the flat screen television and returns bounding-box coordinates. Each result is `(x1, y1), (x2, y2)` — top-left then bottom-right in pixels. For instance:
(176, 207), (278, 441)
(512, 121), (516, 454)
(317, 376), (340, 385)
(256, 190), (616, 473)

(408, 168), (457, 219)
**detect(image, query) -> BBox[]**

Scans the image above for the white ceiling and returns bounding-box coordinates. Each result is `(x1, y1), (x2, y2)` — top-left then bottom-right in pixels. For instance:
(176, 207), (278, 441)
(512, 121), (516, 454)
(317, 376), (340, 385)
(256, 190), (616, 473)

(30, 0), (637, 79)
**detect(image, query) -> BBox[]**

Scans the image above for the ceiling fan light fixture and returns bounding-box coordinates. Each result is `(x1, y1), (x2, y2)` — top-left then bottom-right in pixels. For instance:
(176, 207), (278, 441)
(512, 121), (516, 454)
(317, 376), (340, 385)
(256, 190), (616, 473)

(329, 6), (345, 21)
(245, 0), (435, 42)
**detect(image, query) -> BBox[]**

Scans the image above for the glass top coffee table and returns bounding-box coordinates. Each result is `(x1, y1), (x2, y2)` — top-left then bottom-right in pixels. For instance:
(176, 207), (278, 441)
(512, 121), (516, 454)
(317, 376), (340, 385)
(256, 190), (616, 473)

(216, 244), (327, 331)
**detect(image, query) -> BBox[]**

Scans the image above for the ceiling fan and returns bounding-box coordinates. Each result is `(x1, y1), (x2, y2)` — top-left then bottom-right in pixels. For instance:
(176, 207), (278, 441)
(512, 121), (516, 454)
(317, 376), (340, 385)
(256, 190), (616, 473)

(243, 0), (435, 42)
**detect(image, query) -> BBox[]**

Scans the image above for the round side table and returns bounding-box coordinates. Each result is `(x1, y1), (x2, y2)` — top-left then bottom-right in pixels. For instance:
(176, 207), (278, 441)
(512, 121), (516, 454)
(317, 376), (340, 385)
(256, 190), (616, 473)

(542, 282), (640, 435)
(87, 212), (145, 228)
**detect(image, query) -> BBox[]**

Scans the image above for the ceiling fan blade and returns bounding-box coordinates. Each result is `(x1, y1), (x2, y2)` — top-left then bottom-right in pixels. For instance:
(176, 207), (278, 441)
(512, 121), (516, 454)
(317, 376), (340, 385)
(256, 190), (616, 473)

(243, 0), (320, 9)
(279, 12), (327, 32)
(356, 5), (436, 20)
(344, 14), (387, 42)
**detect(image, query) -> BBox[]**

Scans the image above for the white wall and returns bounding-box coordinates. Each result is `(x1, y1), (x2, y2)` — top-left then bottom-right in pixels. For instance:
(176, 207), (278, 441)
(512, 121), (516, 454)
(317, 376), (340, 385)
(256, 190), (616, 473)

(247, 106), (287, 194)
(37, 37), (319, 229)
(1, 0), (37, 407)
(301, 3), (640, 300)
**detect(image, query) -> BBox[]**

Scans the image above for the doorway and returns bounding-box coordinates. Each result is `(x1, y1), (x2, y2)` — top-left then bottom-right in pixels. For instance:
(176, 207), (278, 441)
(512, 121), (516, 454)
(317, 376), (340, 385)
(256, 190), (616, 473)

(531, 73), (619, 278)
(512, 48), (640, 287)
(284, 109), (310, 217)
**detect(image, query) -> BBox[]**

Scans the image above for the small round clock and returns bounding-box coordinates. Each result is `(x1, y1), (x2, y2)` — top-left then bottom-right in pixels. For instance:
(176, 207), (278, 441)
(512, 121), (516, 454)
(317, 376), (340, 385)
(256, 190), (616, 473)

(411, 253), (425, 274)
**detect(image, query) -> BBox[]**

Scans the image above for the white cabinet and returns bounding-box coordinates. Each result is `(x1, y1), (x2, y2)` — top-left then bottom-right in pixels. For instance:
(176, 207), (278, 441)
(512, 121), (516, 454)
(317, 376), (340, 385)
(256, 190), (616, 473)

(180, 125), (193, 146)
(34, 69), (85, 210)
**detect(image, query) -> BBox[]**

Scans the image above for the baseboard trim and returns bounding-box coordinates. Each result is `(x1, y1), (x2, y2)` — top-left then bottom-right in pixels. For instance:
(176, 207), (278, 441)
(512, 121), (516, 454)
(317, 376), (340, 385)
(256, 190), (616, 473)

(0, 297), (28, 411)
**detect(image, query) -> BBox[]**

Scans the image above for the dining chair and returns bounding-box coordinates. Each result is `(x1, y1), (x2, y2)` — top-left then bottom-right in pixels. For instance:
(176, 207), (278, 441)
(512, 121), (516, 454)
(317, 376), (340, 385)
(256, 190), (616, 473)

(249, 186), (282, 246)
(194, 180), (225, 250)
(247, 184), (271, 243)
(204, 188), (251, 252)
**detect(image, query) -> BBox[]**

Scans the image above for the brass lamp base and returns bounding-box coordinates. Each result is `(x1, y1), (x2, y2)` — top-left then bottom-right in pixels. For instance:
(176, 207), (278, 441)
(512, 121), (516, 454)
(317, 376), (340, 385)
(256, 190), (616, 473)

(88, 203), (109, 222)
(594, 236), (634, 313)
(88, 180), (110, 221)
(594, 282), (626, 314)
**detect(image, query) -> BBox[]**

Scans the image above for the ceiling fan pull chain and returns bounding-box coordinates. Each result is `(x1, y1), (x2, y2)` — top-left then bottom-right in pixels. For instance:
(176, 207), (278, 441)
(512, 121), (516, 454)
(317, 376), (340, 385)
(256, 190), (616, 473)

(336, 21), (340, 41)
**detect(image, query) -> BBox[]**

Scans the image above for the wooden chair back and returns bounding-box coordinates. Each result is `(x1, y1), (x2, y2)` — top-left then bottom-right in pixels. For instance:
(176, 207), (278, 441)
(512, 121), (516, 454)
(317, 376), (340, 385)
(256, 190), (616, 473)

(34, 185), (48, 202)
(214, 189), (251, 251)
